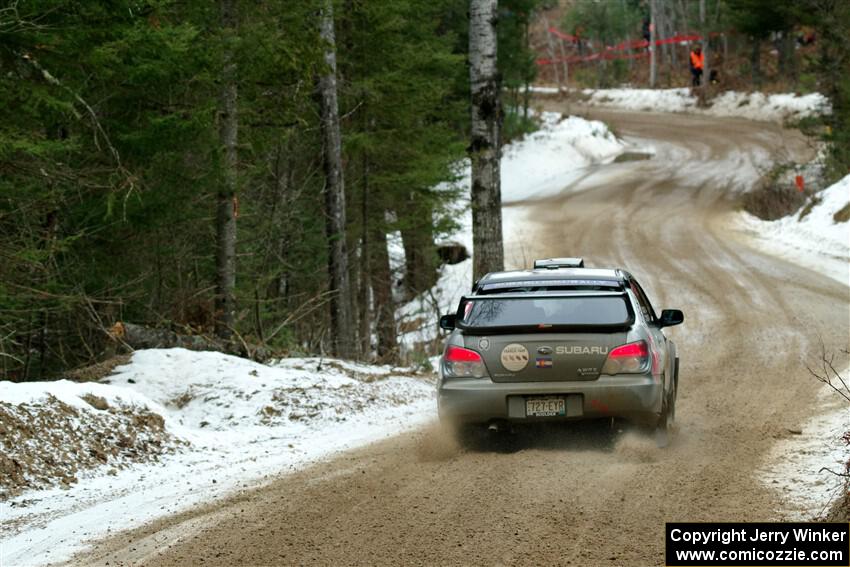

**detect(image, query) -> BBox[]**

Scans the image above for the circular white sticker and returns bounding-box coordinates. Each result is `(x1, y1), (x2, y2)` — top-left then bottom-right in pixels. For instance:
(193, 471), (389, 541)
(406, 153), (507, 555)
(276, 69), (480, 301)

(478, 337), (490, 351)
(500, 343), (529, 372)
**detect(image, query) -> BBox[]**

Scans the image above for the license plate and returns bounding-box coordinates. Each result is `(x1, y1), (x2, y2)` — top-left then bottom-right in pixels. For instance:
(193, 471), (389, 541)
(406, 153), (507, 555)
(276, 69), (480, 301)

(526, 397), (566, 417)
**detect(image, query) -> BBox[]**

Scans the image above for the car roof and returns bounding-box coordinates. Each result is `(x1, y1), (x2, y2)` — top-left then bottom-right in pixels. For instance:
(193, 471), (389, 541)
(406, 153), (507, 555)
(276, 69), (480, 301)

(473, 267), (631, 294)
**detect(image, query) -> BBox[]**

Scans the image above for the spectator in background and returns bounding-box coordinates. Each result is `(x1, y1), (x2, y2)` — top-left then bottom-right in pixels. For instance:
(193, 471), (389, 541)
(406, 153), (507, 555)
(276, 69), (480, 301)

(690, 45), (704, 86)
(797, 27), (816, 46)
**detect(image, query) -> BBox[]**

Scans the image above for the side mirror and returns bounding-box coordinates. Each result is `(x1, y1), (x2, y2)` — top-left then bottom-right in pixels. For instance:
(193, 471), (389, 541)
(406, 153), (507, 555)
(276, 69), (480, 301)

(658, 309), (684, 328)
(439, 314), (457, 331)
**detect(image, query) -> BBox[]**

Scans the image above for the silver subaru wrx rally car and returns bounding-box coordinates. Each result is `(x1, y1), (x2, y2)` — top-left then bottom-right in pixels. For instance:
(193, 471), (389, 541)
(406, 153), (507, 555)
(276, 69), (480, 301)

(437, 258), (684, 444)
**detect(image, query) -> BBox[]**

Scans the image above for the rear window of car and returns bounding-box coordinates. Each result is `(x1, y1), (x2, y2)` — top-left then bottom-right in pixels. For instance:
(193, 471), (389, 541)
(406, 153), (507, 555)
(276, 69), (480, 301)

(458, 295), (632, 330)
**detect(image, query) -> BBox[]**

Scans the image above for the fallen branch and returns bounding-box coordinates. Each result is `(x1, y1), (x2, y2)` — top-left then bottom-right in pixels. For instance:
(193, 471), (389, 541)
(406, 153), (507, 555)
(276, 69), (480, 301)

(108, 322), (270, 362)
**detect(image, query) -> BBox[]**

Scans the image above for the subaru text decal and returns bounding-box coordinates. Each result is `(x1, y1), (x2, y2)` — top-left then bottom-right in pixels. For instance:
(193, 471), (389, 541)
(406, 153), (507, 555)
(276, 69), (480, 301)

(556, 345), (609, 355)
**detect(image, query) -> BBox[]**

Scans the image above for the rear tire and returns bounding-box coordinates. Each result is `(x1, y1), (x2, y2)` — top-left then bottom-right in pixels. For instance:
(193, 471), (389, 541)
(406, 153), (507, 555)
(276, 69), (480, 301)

(654, 379), (676, 448)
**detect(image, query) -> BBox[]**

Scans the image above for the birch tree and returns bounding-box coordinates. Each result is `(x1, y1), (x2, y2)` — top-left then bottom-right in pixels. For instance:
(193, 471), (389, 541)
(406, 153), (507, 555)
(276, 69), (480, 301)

(469, 0), (504, 283)
(318, 0), (356, 358)
(216, 0), (238, 339)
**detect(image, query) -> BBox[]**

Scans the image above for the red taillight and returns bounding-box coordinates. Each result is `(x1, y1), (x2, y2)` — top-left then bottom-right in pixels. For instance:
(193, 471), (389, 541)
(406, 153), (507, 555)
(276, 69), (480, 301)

(444, 345), (482, 363)
(442, 345), (488, 378)
(608, 341), (648, 359)
(601, 340), (650, 375)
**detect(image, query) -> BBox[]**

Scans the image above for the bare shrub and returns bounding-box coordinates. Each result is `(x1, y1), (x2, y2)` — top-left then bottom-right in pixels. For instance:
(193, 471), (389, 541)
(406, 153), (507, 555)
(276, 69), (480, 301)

(833, 201), (850, 223)
(807, 344), (850, 520)
(743, 177), (808, 220)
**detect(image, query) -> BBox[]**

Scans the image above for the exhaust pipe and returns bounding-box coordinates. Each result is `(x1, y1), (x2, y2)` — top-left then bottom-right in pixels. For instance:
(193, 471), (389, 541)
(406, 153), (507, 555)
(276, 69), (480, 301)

(488, 420), (512, 433)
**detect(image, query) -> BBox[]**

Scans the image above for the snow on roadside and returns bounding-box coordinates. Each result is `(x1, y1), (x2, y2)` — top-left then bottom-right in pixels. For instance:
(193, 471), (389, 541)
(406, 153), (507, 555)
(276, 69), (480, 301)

(707, 91), (830, 122)
(760, 382), (850, 520)
(1, 348), (435, 566)
(1, 383), (181, 500)
(501, 112), (625, 203)
(395, 112), (625, 351)
(532, 86), (830, 124)
(732, 173), (850, 286)
(735, 175), (849, 517)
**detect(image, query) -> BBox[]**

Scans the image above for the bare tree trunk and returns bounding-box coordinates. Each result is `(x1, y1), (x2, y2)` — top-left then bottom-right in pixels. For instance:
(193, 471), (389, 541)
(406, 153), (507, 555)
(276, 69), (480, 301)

(666, 2), (678, 75)
(783, 31), (796, 83)
(543, 17), (560, 89)
(358, 153), (371, 357)
(657, 0), (669, 69)
(272, 143), (293, 300)
(370, 224), (397, 361)
(776, 31), (796, 82)
(649, 0), (658, 88)
(776, 32), (786, 75)
(523, 16), (530, 120)
(215, 0), (238, 339)
(318, 0), (356, 358)
(469, 0), (504, 283)
(400, 222), (437, 297)
(557, 37), (569, 87)
(678, 0), (689, 33)
(751, 37), (762, 88)
(699, 0), (710, 88)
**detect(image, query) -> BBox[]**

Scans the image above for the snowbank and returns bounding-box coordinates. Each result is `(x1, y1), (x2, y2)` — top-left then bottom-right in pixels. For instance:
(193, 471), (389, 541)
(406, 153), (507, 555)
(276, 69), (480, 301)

(708, 91), (830, 122)
(734, 173), (850, 285)
(395, 112), (625, 351)
(1, 381), (180, 500)
(533, 86), (830, 124)
(760, 382), (850, 520)
(501, 112), (624, 202)
(1, 349), (435, 566)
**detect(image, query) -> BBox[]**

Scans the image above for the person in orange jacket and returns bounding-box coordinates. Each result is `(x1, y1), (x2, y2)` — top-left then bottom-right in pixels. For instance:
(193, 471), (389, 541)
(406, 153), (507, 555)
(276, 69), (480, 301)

(690, 46), (704, 86)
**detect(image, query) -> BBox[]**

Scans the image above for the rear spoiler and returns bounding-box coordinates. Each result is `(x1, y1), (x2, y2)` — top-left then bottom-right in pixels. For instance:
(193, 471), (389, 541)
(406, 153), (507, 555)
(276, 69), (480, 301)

(456, 321), (634, 336)
(476, 279), (622, 294)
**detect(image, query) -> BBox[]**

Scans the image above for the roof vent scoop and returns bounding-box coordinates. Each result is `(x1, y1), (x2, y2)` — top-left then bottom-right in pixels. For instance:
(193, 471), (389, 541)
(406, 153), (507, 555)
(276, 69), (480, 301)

(533, 257), (585, 269)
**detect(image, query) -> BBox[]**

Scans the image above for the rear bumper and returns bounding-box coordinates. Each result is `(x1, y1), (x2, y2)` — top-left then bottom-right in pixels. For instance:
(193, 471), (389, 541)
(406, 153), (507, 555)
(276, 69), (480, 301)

(437, 374), (662, 426)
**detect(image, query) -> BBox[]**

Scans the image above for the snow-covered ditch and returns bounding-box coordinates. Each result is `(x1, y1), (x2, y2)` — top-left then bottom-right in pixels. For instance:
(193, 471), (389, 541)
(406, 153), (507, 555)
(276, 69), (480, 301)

(760, 381), (849, 520)
(734, 173), (849, 518)
(0, 348), (435, 566)
(532, 86), (830, 124)
(733, 173), (850, 286)
(395, 111), (626, 351)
